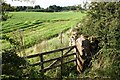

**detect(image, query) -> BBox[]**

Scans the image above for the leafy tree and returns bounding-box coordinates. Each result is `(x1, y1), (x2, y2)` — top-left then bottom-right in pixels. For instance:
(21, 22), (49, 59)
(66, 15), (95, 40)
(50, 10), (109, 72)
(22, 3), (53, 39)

(2, 49), (26, 78)
(34, 5), (41, 9)
(16, 6), (27, 11)
(46, 5), (62, 12)
(26, 6), (33, 9)
(1, 1), (15, 21)
(1, 34), (26, 78)
(78, 2), (120, 79)
(2, 2), (15, 11)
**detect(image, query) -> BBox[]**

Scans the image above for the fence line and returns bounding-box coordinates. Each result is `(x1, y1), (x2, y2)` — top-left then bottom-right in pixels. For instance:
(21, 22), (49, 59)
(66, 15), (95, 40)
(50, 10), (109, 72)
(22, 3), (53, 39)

(21, 45), (76, 78)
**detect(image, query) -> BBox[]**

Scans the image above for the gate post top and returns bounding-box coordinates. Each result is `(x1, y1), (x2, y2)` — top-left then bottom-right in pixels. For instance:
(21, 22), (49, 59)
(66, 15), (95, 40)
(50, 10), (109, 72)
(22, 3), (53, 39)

(75, 34), (90, 56)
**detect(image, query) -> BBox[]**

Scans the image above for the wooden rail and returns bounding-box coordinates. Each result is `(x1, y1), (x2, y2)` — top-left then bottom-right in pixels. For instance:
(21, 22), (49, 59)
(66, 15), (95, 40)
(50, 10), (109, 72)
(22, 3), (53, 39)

(22, 45), (76, 78)
(25, 46), (75, 58)
(20, 34), (95, 78)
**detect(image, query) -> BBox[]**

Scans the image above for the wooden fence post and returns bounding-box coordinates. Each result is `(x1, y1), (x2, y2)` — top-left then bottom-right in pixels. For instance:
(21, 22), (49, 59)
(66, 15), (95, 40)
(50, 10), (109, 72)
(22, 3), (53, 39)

(60, 32), (63, 44)
(40, 54), (44, 79)
(61, 50), (63, 79)
(75, 46), (78, 68)
(60, 31), (63, 79)
(75, 35), (91, 73)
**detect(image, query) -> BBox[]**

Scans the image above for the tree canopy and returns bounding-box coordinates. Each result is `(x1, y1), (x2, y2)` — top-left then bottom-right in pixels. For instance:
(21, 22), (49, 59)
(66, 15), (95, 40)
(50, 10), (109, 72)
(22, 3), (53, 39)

(77, 2), (120, 79)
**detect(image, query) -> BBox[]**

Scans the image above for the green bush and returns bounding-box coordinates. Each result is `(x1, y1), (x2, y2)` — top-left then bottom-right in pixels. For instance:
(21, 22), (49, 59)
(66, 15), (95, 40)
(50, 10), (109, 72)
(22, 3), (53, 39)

(1, 13), (8, 21)
(77, 2), (120, 79)
(2, 49), (26, 78)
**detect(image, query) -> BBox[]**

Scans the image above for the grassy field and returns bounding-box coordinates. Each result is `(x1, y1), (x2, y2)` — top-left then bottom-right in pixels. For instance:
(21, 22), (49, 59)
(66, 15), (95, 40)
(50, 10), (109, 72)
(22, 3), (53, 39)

(2, 11), (86, 78)
(2, 11), (85, 50)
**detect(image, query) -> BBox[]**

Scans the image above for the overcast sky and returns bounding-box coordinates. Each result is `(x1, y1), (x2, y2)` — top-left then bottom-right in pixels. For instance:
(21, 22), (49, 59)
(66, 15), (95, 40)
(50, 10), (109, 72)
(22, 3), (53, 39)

(5, 0), (86, 8)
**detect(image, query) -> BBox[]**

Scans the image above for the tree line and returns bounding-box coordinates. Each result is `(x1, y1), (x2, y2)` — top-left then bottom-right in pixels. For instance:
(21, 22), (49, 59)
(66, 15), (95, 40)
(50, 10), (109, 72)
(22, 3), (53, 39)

(2, 2), (84, 12)
(1, 2), (84, 21)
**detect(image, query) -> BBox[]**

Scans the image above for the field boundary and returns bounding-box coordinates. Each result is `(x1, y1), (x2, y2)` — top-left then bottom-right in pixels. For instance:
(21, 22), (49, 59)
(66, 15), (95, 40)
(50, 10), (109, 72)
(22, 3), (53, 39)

(22, 45), (77, 78)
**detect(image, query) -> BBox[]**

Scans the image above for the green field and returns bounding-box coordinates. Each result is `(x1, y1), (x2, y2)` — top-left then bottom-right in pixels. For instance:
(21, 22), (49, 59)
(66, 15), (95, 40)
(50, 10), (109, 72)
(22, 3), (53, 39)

(2, 3), (120, 79)
(2, 12), (85, 50)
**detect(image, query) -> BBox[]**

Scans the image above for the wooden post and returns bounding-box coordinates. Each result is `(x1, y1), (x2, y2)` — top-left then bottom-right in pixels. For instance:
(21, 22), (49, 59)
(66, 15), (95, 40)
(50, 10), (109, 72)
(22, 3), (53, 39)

(60, 31), (63, 78)
(75, 35), (91, 73)
(75, 46), (78, 68)
(61, 50), (63, 79)
(58, 31), (63, 46)
(19, 29), (24, 57)
(40, 54), (44, 79)
(60, 32), (63, 44)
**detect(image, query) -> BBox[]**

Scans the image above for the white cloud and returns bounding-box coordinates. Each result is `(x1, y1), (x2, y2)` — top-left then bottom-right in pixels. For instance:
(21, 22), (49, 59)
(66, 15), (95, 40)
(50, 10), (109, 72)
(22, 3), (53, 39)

(5, 0), (34, 6)
(5, 0), (84, 8)
(36, 0), (83, 8)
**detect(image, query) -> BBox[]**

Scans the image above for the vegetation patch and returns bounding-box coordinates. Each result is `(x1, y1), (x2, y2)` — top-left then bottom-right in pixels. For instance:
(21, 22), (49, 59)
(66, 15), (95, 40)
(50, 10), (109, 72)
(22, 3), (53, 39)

(2, 12), (85, 50)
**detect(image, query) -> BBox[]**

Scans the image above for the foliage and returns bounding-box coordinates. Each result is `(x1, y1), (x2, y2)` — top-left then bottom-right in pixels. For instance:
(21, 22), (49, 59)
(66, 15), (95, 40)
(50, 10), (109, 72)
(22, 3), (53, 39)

(2, 28), (43, 79)
(2, 49), (26, 78)
(14, 5), (83, 12)
(1, 1), (120, 79)
(1, 12), (8, 21)
(78, 2), (120, 79)
(1, 2), (14, 21)
(1, 30), (26, 78)
(1, 1), (83, 12)
(2, 2), (15, 12)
